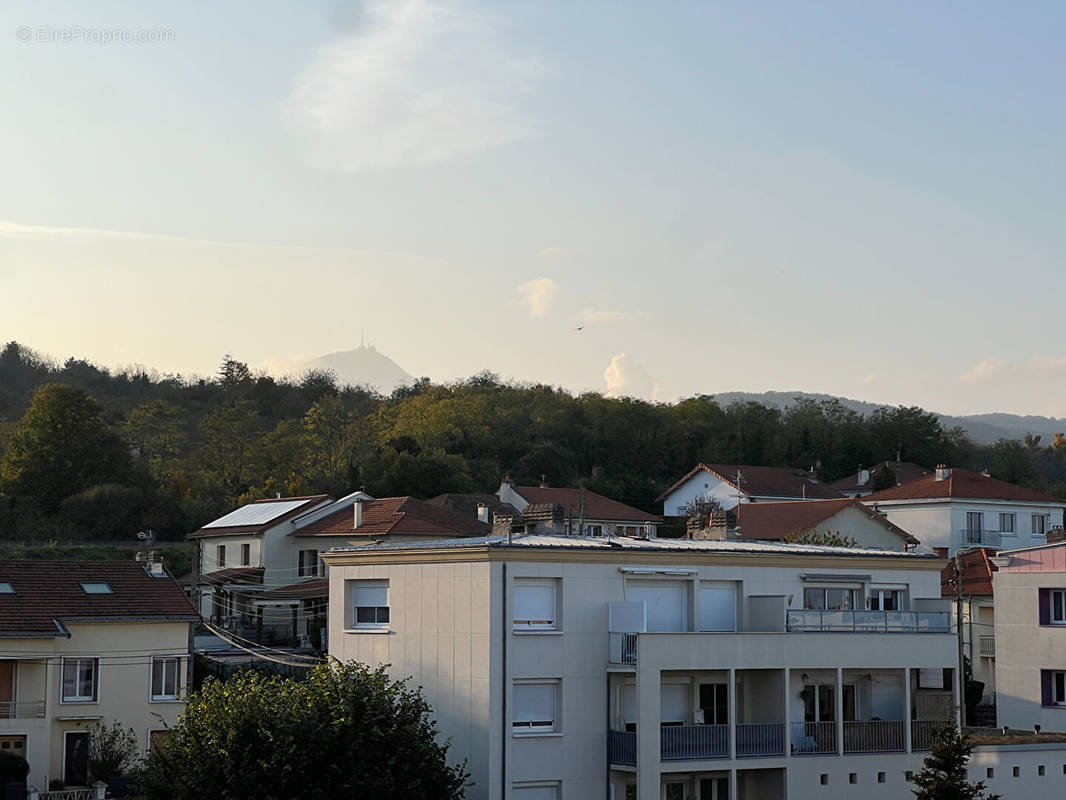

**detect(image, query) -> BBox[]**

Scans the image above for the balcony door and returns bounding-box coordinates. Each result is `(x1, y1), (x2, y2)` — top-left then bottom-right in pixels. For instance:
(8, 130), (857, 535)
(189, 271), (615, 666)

(699, 777), (729, 799)
(699, 682), (728, 725)
(803, 684), (856, 722)
(0, 660), (13, 719)
(64, 730), (90, 786)
(966, 512), (983, 544)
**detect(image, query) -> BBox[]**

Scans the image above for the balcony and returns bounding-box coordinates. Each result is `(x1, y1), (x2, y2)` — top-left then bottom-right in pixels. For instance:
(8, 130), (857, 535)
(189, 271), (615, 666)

(911, 719), (949, 751)
(661, 724), (729, 761)
(787, 610), (951, 633)
(843, 720), (905, 753)
(0, 700), (45, 719)
(737, 722), (785, 757)
(979, 635), (995, 658)
(609, 632), (638, 665)
(608, 730), (636, 766)
(790, 721), (836, 754)
(959, 529), (1002, 548)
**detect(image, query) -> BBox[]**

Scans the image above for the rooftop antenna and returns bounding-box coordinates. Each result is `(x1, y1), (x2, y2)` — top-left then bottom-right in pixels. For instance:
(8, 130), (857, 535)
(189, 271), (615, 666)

(360, 328), (365, 348)
(734, 469), (746, 503)
(896, 449), (902, 486)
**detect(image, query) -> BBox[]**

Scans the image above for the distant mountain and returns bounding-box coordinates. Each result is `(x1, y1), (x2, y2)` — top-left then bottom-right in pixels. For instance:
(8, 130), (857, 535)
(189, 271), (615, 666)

(307, 345), (414, 394)
(711, 391), (1066, 445)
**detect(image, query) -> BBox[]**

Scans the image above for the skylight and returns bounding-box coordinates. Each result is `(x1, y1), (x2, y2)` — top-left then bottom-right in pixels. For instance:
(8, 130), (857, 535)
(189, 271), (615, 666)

(0, 582), (13, 594)
(80, 582), (113, 594)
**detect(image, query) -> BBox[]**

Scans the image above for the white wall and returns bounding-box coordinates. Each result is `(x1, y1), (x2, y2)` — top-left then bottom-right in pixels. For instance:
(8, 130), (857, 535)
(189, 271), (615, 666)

(663, 472), (741, 516)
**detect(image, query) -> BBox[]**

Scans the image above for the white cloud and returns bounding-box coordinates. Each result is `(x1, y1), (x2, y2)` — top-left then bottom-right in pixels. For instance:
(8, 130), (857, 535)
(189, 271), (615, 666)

(578, 308), (633, 325)
(257, 353), (318, 380)
(859, 372), (882, 384)
(538, 246), (562, 259)
(961, 358), (1014, 384)
(287, 0), (539, 172)
(961, 356), (1066, 385)
(518, 276), (558, 317)
(604, 353), (659, 401)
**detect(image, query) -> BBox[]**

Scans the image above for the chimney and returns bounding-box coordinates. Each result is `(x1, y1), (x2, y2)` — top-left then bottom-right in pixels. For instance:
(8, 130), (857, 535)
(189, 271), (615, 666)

(934, 464), (950, 481)
(857, 467), (870, 486)
(354, 497), (365, 529)
(932, 547), (949, 558)
(539, 474), (548, 488)
(477, 503), (489, 524)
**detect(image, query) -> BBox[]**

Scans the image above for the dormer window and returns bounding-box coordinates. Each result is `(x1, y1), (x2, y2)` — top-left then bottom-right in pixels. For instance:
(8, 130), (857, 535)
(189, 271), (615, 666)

(80, 582), (113, 594)
(0, 582), (13, 594)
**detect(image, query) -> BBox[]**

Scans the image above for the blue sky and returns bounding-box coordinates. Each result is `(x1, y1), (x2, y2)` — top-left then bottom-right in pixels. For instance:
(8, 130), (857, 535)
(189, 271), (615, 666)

(3, 1), (1066, 415)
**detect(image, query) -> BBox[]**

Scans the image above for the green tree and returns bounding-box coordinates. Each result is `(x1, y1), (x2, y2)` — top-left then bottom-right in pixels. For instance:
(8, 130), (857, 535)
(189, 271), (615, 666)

(125, 400), (187, 481)
(303, 395), (353, 495)
(909, 724), (1000, 799)
(0, 384), (131, 513)
(137, 661), (469, 800)
(782, 528), (858, 548)
(88, 721), (140, 782)
(196, 402), (262, 504)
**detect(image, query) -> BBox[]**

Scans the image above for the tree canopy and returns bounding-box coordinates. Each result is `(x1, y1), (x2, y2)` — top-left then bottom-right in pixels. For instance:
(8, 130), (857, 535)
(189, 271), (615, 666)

(137, 661), (469, 800)
(909, 724), (1000, 799)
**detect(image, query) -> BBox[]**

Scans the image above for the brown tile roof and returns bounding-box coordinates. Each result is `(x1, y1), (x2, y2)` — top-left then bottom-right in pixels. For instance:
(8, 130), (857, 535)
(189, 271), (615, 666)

(828, 462), (933, 493)
(426, 493), (519, 519)
(512, 486), (661, 523)
(656, 463), (841, 503)
(293, 496), (491, 538)
(0, 561), (197, 637)
(188, 495), (331, 538)
(734, 498), (919, 545)
(864, 468), (1066, 504)
(941, 548), (996, 597)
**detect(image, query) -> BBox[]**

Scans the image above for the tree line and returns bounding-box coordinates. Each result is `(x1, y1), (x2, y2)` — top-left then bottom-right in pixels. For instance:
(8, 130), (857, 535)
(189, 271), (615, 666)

(0, 340), (1063, 542)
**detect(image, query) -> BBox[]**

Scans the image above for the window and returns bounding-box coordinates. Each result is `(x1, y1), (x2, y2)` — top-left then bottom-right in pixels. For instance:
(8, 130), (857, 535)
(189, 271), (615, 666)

(79, 582), (112, 594)
(699, 683), (728, 725)
(1013, 766), (1020, 777)
(877, 772), (886, 783)
(62, 658), (98, 702)
(820, 774), (829, 785)
(151, 657), (180, 700)
(241, 543), (250, 566)
(1000, 513), (1016, 535)
(699, 583), (737, 631)
(617, 525), (643, 538)
(627, 580), (687, 632)
(0, 583), (12, 594)
(966, 512), (983, 543)
(298, 549), (319, 577)
(511, 783), (559, 800)
(513, 681), (557, 734)
(849, 773), (857, 784)
(351, 580), (389, 628)
(1050, 590), (1066, 624)
(868, 589), (903, 611)
(1033, 514), (1049, 536)
(660, 683), (689, 726)
(216, 545), (226, 568)
(513, 579), (557, 630)
(804, 684), (856, 721)
(987, 768), (994, 779)
(804, 587), (857, 610)
(1039, 765), (1046, 776)
(585, 523), (603, 536)
(1043, 670), (1066, 706)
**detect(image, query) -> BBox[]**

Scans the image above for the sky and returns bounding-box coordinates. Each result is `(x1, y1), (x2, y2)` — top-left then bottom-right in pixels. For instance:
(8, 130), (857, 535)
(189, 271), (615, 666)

(3, 1), (1066, 416)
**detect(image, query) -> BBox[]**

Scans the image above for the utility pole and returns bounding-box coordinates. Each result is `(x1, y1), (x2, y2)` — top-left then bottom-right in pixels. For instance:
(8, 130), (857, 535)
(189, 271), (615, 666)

(578, 484), (586, 537)
(953, 546), (979, 728)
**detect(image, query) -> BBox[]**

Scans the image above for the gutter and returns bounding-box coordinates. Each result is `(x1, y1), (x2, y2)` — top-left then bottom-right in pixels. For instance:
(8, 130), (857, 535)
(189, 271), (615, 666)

(501, 561), (507, 800)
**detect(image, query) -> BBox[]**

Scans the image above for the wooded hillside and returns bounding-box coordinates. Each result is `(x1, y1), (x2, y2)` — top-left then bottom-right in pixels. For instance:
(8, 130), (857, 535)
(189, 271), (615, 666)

(1, 341), (1062, 542)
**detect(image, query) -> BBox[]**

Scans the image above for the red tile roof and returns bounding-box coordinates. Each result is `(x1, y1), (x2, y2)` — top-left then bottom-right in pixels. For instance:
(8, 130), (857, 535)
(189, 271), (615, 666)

(734, 498), (919, 545)
(828, 462), (933, 493)
(863, 468), (1066, 504)
(512, 486), (661, 523)
(0, 561), (198, 637)
(294, 496), (491, 537)
(941, 548), (996, 597)
(189, 495), (331, 538)
(656, 463), (840, 503)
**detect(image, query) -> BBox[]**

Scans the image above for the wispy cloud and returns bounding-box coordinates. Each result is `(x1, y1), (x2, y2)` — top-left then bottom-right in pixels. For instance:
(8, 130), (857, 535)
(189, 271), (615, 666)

(604, 353), (659, 401)
(962, 356), (1066, 384)
(538, 246), (562, 259)
(578, 308), (633, 326)
(518, 276), (558, 317)
(287, 0), (539, 172)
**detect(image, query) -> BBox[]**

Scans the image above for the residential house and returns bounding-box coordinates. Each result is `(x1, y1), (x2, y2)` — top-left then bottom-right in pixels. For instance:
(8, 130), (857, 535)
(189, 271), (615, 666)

(862, 466), (1066, 556)
(657, 463), (840, 517)
(940, 548), (997, 708)
(497, 478), (662, 537)
(324, 533), (962, 800)
(189, 491), (490, 646)
(829, 462), (933, 498)
(0, 560), (196, 790)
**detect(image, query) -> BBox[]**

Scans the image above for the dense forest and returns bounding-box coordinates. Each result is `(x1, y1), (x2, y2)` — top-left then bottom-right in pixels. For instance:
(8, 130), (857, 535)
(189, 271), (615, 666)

(1, 340), (1065, 542)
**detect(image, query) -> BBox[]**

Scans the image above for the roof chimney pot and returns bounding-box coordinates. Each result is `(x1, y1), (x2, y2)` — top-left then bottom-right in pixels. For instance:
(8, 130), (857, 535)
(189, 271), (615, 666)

(477, 503), (489, 524)
(935, 465), (950, 481)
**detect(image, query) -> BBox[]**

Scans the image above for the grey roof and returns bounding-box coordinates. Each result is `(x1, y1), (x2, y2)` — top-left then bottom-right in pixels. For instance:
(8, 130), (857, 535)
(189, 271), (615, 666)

(326, 533), (939, 560)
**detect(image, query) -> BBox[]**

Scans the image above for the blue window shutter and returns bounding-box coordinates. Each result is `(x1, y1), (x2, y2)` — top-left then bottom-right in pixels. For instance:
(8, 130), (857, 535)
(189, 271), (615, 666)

(1042, 670), (1054, 706)
(1039, 589), (1051, 625)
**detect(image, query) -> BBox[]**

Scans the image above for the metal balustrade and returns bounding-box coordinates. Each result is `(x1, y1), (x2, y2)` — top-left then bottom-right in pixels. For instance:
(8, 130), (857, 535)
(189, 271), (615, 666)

(959, 529), (1002, 547)
(843, 720), (905, 753)
(736, 722), (785, 757)
(790, 721), (836, 754)
(608, 632), (638, 664)
(911, 720), (948, 751)
(608, 730), (636, 765)
(0, 700), (46, 718)
(979, 635), (995, 657)
(661, 724), (729, 761)
(787, 610), (951, 633)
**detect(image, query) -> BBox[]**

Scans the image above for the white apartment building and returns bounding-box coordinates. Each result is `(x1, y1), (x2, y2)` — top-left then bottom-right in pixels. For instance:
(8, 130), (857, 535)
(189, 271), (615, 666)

(863, 466), (1066, 556)
(0, 560), (196, 790)
(324, 533), (960, 800)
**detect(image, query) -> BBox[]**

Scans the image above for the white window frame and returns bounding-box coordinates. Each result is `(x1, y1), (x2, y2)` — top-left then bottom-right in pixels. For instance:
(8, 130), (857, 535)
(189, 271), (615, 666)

(1000, 512), (1016, 535)
(511, 782), (561, 800)
(150, 657), (181, 701)
(513, 578), (558, 631)
(350, 579), (390, 629)
(216, 544), (226, 568)
(61, 657), (99, 703)
(1054, 671), (1066, 706)
(1033, 514), (1049, 536)
(585, 523), (604, 537)
(298, 549), (320, 578)
(1051, 590), (1066, 624)
(868, 587), (904, 612)
(512, 680), (559, 735)
(803, 586), (858, 610)
(240, 543), (251, 566)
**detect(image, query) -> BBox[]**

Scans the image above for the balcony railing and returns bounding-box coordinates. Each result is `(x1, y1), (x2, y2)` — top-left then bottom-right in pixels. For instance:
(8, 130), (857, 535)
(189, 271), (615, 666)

(661, 724), (729, 761)
(979, 635), (995, 657)
(736, 722), (785, 757)
(608, 730), (636, 766)
(787, 610), (952, 633)
(843, 720), (905, 753)
(911, 720), (949, 751)
(959, 529), (1002, 547)
(790, 721), (836, 754)
(0, 700), (45, 719)
(608, 632), (638, 665)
